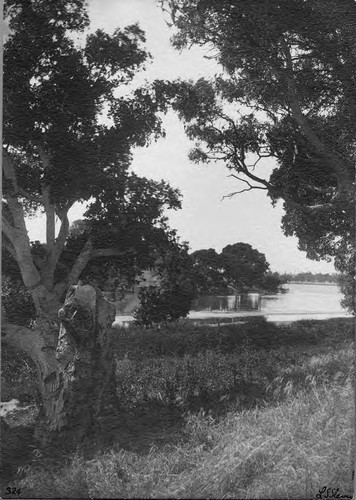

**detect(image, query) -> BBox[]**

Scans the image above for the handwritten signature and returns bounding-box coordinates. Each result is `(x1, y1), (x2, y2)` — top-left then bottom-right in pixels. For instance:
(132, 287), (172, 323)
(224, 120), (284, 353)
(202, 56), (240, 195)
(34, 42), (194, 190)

(316, 486), (353, 499)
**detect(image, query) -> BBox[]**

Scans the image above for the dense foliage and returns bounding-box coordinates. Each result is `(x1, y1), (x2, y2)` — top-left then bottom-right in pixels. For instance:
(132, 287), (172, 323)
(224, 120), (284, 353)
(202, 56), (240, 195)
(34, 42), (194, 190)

(133, 242), (197, 326)
(132, 240), (282, 327)
(162, 0), (355, 311)
(191, 243), (280, 293)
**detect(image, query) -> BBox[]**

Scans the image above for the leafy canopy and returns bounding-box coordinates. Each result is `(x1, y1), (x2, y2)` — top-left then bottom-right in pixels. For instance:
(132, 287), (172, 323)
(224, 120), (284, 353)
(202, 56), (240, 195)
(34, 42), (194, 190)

(191, 243), (273, 294)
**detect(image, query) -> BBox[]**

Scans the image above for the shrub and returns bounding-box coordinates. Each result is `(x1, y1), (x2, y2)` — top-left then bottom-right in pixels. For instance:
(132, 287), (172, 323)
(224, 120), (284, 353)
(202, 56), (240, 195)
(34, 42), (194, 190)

(114, 346), (303, 413)
(133, 283), (195, 327)
(112, 317), (354, 362)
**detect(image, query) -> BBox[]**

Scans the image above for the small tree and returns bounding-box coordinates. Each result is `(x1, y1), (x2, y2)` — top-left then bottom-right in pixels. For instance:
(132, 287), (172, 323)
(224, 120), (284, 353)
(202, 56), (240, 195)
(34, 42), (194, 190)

(134, 241), (197, 327)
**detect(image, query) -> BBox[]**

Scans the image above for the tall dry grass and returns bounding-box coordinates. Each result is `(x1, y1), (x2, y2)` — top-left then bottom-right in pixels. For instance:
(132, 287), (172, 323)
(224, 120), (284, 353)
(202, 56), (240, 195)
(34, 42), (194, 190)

(16, 376), (353, 498)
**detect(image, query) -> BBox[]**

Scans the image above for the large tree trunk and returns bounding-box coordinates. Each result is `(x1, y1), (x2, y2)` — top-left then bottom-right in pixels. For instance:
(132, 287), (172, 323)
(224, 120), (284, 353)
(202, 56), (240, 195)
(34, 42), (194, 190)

(52, 284), (117, 444)
(3, 284), (117, 446)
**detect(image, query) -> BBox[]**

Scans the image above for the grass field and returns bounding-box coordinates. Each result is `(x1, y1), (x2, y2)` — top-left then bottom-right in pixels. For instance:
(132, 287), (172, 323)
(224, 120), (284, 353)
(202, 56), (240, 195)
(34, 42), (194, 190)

(1, 317), (354, 499)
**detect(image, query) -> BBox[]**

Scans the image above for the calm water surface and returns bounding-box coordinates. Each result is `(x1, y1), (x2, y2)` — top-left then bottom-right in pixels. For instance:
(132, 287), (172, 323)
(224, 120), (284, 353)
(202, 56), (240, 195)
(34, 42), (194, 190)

(114, 283), (351, 326)
(187, 283), (351, 323)
(260, 283), (350, 322)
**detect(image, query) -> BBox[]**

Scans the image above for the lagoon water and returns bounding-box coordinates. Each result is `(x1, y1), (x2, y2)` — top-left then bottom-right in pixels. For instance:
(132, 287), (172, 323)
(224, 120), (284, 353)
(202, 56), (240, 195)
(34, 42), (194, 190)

(260, 283), (350, 322)
(114, 283), (352, 327)
(188, 283), (351, 324)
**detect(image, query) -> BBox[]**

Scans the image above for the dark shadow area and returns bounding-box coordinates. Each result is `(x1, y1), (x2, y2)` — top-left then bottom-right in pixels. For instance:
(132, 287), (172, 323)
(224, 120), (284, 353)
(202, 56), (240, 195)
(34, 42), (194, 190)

(0, 420), (37, 489)
(91, 404), (184, 455)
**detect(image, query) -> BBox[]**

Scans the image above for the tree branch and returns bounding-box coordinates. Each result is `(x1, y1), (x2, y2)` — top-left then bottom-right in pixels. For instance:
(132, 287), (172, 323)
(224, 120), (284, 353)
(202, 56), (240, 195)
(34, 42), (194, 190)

(2, 152), (29, 234)
(1, 323), (58, 380)
(226, 163), (340, 215)
(17, 186), (41, 204)
(223, 185), (267, 198)
(231, 159), (273, 191)
(2, 172), (43, 294)
(67, 238), (94, 285)
(54, 238), (94, 298)
(2, 149), (18, 192)
(53, 243), (133, 299)
(223, 174), (268, 199)
(42, 184), (55, 253)
(279, 36), (353, 197)
(32, 141), (56, 251)
(2, 216), (18, 242)
(2, 237), (17, 259)
(51, 210), (70, 268)
(35, 141), (51, 170)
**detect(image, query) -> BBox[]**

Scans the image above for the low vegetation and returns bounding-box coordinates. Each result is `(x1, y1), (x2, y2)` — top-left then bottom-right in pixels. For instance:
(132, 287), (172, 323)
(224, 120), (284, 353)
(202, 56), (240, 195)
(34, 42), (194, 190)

(2, 318), (354, 498)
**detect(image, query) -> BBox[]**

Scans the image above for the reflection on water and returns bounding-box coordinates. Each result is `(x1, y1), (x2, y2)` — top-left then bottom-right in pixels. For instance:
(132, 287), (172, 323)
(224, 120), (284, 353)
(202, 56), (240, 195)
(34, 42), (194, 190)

(193, 293), (261, 312)
(114, 283), (351, 327)
(188, 283), (351, 324)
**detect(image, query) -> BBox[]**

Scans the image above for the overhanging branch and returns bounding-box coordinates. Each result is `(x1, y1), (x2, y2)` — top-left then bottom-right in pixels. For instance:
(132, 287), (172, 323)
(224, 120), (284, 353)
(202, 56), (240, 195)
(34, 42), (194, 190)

(223, 185), (267, 198)
(223, 173), (268, 199)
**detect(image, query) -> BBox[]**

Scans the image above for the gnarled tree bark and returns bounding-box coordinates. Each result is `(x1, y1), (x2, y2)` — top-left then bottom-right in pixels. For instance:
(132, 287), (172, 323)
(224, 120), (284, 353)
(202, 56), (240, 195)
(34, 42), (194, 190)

(2, 284), (116, 446)
(52, 284), (116, 444)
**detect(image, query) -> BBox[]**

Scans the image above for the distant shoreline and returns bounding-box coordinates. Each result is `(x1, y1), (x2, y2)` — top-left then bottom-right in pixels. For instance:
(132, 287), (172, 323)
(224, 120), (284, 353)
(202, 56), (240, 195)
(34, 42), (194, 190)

(288, 281), (338, 286)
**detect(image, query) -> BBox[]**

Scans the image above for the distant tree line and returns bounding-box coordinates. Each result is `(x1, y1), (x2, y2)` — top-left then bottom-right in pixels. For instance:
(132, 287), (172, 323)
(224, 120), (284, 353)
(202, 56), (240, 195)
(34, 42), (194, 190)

(190, 243), (283, 296)
(119, 242), (284, 326)
(279, 272), (338, 283)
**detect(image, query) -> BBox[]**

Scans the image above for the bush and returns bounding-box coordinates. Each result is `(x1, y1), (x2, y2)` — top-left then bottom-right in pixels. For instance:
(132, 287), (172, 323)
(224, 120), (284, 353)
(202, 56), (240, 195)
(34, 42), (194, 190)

(112, 317), (354, 361)
(133, 284), (194, 327)
(112, 318), (354, 414)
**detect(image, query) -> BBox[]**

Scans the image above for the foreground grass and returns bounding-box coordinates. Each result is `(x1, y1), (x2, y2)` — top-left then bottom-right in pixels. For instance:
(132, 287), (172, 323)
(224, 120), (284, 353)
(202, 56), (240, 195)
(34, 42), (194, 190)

(14, 331), (354, 499)
(17, 375), (353, 499)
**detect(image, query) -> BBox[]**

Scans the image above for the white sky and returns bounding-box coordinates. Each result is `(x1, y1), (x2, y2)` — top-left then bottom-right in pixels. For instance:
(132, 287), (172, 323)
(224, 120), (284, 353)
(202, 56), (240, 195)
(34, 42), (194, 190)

(25, 0), (336, 274)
